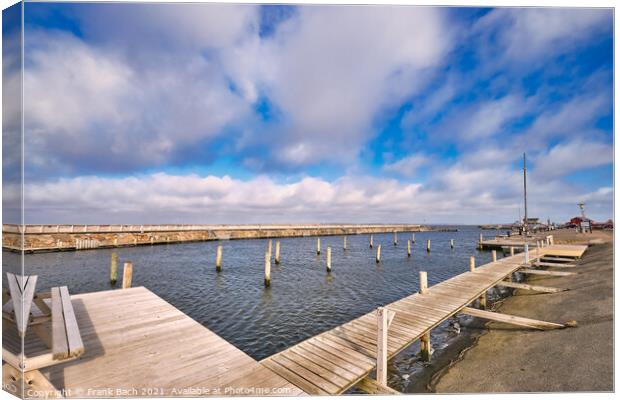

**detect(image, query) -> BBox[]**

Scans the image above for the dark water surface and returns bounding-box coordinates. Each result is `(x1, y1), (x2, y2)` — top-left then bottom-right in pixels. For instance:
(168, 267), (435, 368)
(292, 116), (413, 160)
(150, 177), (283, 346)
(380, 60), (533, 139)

(5, 226), (505, 390)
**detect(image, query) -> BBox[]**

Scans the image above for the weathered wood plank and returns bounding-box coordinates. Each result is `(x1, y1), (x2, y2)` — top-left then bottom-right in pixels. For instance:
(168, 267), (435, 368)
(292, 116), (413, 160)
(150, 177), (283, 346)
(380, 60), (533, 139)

(59, 286), (85, 358)
(461, 306), (565, 330)
(51, 287), (69, 359)
(498, 280), (567, 293)
(356, 377), (401, 395)
(519, 269), (576, 277)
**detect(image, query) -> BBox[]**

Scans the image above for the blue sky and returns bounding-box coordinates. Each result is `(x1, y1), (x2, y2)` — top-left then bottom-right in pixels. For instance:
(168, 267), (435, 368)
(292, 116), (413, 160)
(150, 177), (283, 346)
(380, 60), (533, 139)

(2, 4), (614, 224)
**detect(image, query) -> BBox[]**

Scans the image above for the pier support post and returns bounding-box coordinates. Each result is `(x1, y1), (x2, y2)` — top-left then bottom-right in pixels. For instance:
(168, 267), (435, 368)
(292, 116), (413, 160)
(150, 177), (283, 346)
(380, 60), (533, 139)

(376, 307), (388, 385)
(419, 271), (428, 294)
(510, 246), (515, 256)
(275, 241), (281, 264)
(343, 236), (347, 250)
(420, 331), (432, 362)
(109, 252), (118, 285)
(122, 262), (133, 289)
(407, 240), (411, 257)
(492, 250), (497, 262)
(393, 232), (398, 246)
(470, 256), (475, 272)
(326, 247), (332, 273)
(264, 252), (271, 288)
(216, 245), (223, 272)
(450, 239), (454, 249)
(376, 245), (381, 263)
(427, 239), (431, 252)
(479, 291), (487, 310)
(317, 238), (321, 255)
(370, 235), (374, 248)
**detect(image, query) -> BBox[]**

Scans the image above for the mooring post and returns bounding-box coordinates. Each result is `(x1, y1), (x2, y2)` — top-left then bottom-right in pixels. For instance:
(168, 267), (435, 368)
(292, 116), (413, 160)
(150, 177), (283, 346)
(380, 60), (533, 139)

(275, 241), (281, 264)
(326, 247), (332, 272)
(343, 236), (347, 250)
(216, 245), (223, 272)
(317, 238), (321, 255)
(470, 256), (475, 272)
(492, 250), (497, 262)
(420, 331), (432, 362)
(122, 262), (133, 289)
(268, 240), (273, 258)
(407, 240), (411, 257)
(109, 252), (118, 285)
(419, 271), (428, 294)
(264, 252), (271, 288)
(369, 234), (374, 248)
(376, 245), (381, 263)
(412, 233), (415, 243)
(393, 231), (398, 246)
(376, 307), (388, 385)
(427, 239), (431, 252)
(479, 233), (483, 249)
(510, 246), (515, 256)
(450, 239), (454, 249)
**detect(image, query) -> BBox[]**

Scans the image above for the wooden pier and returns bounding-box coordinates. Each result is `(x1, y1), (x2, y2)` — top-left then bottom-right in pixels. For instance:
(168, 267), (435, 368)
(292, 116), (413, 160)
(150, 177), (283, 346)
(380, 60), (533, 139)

(4, 287), (305, 398)
(259, 244), (587, 394)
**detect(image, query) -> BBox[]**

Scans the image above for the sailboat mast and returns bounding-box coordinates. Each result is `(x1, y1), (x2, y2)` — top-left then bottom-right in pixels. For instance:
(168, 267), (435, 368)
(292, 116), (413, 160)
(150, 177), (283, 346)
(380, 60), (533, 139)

(523, 153), (528, 235)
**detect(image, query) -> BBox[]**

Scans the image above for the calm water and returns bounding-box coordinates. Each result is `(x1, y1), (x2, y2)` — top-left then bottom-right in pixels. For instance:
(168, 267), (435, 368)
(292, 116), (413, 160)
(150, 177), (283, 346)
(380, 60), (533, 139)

(4, 226), (505, 389)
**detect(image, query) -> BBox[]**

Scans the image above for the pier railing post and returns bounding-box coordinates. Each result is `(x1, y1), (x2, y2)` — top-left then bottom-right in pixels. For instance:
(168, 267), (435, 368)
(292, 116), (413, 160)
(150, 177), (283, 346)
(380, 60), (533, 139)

(110, 252), (118, 285)
(275, 241), (281, 264)
(376, 245), (381, 263)
(376, 307), (388, 385)
(216, 245), (223, 272)
(122, 262), (133, 289)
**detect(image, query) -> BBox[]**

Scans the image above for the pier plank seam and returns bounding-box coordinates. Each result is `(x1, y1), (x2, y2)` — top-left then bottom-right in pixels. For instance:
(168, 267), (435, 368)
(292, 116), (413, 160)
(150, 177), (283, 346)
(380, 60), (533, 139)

(259, 244), (587, 395)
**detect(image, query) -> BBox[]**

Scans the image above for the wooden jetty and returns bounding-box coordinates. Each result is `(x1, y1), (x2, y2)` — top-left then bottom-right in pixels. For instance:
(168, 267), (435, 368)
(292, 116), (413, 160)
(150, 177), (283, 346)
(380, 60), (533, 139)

(4, 287), (305, 398)
(479, 233), (558, 251)
(259, 244), (587, 394)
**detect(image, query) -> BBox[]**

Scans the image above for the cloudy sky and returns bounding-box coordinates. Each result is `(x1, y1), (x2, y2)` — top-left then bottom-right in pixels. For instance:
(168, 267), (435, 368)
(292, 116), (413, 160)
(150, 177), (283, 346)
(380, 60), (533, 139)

(2, 4), (614, 224)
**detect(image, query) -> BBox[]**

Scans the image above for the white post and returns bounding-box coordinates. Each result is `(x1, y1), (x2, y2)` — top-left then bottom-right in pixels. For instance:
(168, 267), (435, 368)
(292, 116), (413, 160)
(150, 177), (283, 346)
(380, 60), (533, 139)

(419, 271), (428, 294)
(376, 245), (381, 263)
(326, 247), (332, 272)
(317, 238), (321, 255)
(376, 307), (388, 386)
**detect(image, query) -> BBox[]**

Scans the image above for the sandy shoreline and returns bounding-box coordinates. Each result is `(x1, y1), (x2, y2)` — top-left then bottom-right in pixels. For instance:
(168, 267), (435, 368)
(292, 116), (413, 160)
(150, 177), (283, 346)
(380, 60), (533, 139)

(428, 229), (613, 393)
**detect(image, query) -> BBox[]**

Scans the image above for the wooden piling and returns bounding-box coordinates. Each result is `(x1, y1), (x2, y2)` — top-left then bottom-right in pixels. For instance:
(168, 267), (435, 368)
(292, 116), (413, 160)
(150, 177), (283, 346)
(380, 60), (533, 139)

(479, 291), (487, 309)
(343, 236), (347, 250)
(122, 262), (133, 289)
(326, 247), (332, 272)
(420, 331), (432, 362)
(479, 233), (483, 249)
(510, 246), (515, 256)
(376, 245), (381, 263)
(376, 307), (388, 385)
(275, 241), (281, 264)
(407, 240), (411, 257)
(215, 245), (223, 272)
(317, 238), (321, 255)
(412, 233), (415, 243)
(264, 252), (271, 288)
(492, 250), (497, 262)
(109, 252), (118, 285)
(426, 239), (431, 252)
(469, 256), (475, 272)
(450, 239), (454, 249)
(268, 240), (273, 258)
(419, 271), (428, 294)
(393, 232), (397, 246)
(369, 235), (374, 248)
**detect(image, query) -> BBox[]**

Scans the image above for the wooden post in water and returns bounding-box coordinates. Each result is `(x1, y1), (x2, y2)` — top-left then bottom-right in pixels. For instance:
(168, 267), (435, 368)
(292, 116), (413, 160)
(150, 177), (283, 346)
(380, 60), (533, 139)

(215, 245), (223, 272)
(419, 271), (428, 294)
(492, 250), (497, 262)
(426, 239), (431, 252)
(264, 252), (271, 288)
(343, 236), (347, 250)
(122, 262), (133, 289)
(267, 240), (273, 258)
(393, 232), (398, 246)
(317, 238), (321, 255)
(376, 245), (381, 263)
(469, 256), (475, 272)
(376, 307), (388, 385)
(407, 240), (411, 257)
(420, 331), (432, 362)
(479, 233), (483, 249)
(326, 247), (332, 272)
(510, 246), (515, 256)
(412, 233), (415, 243)
(275, 241), (281, 264)
(450, 239), (454, 249)
(369, 235), (374, 248)
(109, 252), (118, 285)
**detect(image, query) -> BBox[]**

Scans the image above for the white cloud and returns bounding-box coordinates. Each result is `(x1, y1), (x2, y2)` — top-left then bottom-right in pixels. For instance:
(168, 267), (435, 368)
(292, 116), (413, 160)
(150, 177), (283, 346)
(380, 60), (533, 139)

(533, 140), (612, 179)
(383, 154), (430, 177)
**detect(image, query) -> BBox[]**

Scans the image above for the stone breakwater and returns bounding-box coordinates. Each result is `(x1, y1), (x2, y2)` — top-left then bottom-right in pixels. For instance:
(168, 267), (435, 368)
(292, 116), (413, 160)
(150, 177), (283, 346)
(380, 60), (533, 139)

(2, 224), (431, 253)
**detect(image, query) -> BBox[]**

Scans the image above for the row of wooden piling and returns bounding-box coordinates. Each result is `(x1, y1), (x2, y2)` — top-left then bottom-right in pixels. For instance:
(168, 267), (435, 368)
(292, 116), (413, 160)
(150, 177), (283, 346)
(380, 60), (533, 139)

(109, 252), (133, 288)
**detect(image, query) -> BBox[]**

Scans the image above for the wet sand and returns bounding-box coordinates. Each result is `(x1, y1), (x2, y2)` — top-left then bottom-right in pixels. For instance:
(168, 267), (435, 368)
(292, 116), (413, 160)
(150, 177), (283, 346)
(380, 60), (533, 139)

(431, 229), (613, 392)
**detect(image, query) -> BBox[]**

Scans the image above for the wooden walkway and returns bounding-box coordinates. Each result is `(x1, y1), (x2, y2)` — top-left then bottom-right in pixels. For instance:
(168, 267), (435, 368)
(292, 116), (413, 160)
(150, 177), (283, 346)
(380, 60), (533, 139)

(7, 287), (304, 397)
(259, 244), (587, 395)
